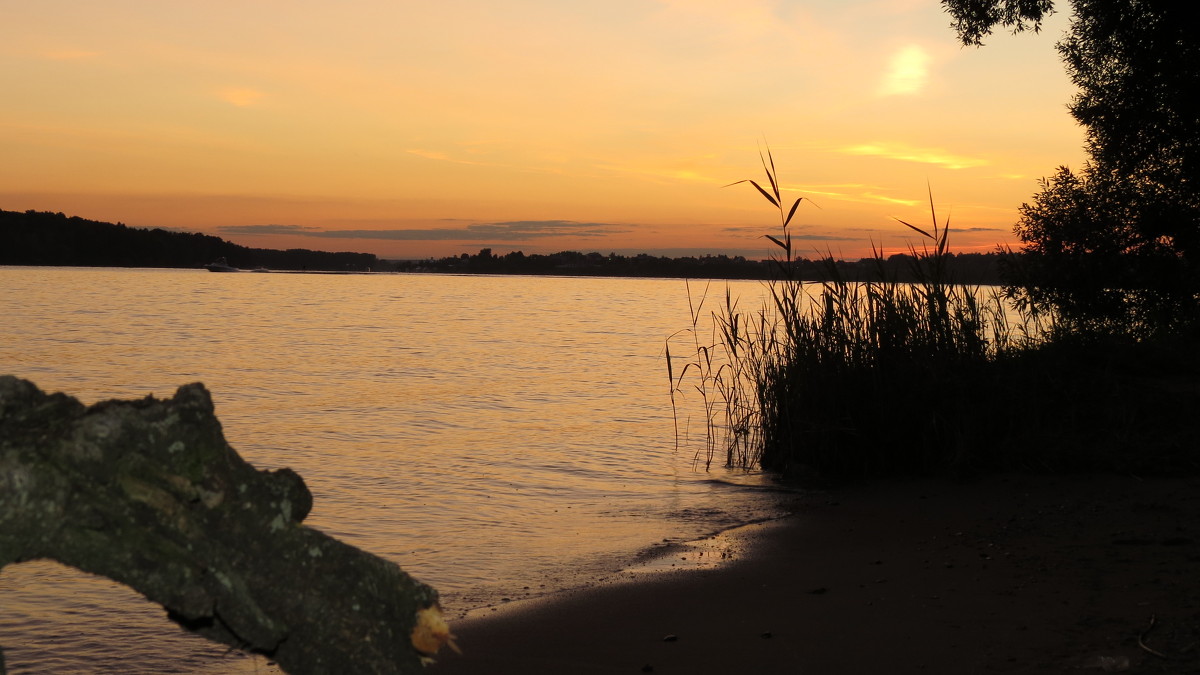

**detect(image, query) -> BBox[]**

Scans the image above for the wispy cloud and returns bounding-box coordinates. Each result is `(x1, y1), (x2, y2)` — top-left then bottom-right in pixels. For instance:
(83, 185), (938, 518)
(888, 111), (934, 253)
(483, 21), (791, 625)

(609, 247), (776, 259)
(596, 164), (719, 183)
(652, 0), (780, 38)
(219, 224), (320, 235)
(405, 148), (452, 161)
(789, 183), (922, 207)
(40, 49), (102, 61)
(405, 147), (557, 173)
(781, 233), (852, 241)
(842, 143), (989, 170)
(219, 220), (631, 242)
(217, 87), (265, 107)
(405, 148), (491, 166)
(878, 44), (931, 96)
(861, 192), (922, 207)
(720, 225), (851, 241)
(459, 220), (631, 239)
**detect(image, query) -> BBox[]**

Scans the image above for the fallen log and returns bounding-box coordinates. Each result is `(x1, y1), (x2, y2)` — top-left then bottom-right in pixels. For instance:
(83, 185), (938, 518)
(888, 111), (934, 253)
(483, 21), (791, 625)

(0, 375), (453, 674)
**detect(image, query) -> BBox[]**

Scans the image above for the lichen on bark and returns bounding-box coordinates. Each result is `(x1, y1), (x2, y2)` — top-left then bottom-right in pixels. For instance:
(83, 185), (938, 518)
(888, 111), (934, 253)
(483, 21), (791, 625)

(0, 375), (450, 674)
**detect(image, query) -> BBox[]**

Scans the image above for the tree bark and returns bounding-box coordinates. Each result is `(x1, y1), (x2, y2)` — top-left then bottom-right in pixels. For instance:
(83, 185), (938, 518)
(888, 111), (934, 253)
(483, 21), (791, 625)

(0, 376), (452, 674)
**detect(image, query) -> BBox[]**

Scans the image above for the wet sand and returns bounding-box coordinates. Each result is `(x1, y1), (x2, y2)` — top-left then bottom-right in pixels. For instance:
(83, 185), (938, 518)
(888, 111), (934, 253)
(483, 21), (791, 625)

(429, 474), (1200, 674)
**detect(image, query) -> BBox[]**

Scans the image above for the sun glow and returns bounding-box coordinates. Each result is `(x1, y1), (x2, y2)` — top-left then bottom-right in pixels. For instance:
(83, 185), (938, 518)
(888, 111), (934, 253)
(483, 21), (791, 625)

(879, 44), (932, 96)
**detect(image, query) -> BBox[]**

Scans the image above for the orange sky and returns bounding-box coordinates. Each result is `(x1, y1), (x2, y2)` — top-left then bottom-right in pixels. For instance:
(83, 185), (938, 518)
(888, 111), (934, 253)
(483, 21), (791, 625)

(0, 1), (1087, 260)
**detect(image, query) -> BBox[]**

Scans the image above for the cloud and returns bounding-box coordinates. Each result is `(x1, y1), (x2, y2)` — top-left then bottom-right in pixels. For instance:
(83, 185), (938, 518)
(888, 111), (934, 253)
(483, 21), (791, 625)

(786, 233), (852, 241)
(720, 226), (851, 241)
(454, 220), (630, 239)
(866, 0), (933, 12)
(652, 0), (778, 37)
(219, 220), (631, 242)
(878, 44), (931, 96)
(608, 247), (775, 258)
(41, 49), (101, 61)
(405, 148), (486, 166)
(217, 87), (265, 107)
(787, 183), (922, 207)
(861, 192), (922, 207)
(406, 148), (452, 161)
(219, 224), (321, 235)
(842, 143), (989, 170)
(593, 160), (720, 184)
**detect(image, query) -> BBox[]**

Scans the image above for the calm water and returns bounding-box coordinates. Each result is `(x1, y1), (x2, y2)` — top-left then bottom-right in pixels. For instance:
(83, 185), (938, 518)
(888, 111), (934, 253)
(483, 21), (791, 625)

(0, 267), (784, 673)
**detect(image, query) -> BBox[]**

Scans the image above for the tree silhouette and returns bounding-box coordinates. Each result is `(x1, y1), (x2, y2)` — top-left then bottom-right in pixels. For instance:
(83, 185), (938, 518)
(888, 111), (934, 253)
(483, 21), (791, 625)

(943, 0), (1200, 330)
(0, 209), (378, 272)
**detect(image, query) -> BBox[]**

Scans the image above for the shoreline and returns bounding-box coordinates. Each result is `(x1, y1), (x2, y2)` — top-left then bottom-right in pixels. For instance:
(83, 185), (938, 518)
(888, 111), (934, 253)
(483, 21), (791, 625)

(430, 474), (1200, 674)
(450, 513), (791, 624)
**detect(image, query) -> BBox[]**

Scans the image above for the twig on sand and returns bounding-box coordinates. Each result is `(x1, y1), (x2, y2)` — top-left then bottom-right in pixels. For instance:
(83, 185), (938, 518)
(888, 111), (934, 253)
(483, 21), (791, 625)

(1138, 614), (1170, 660)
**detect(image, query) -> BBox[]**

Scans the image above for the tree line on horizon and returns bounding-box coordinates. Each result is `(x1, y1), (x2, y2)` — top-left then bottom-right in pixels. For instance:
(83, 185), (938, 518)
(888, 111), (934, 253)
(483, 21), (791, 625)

(0, 209), (378, 272)
(398, 246), (1009, 284)
(1, 208), (1014, 283)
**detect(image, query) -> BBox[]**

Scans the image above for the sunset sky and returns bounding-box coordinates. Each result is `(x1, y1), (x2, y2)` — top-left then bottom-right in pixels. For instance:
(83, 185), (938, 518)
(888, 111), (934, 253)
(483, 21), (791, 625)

(0, 0), (1087, 260)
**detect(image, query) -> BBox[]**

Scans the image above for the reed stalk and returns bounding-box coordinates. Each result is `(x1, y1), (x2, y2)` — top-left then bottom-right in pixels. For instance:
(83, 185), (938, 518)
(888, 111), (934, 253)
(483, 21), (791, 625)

(668, 150), (1055, 477)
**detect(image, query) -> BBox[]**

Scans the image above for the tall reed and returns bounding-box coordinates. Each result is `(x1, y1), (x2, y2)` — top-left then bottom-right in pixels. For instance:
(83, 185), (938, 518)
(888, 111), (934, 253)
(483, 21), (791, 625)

(668, 150), (1050, 477)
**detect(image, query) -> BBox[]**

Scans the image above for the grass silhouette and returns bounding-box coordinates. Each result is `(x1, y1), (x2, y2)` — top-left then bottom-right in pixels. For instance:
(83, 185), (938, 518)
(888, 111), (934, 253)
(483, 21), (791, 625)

(668, 150), (1199, 478)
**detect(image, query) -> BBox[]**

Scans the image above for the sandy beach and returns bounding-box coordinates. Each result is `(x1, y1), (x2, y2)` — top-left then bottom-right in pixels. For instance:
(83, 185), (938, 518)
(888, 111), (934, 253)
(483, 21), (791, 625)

(429, 474), (1200, 674)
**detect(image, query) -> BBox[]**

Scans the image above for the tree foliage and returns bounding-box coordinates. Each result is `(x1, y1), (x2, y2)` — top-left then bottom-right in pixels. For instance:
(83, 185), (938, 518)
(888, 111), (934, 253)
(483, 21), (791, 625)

(1060, 1), (1200, 267)
(943, 0), (1200, 332)
(1011, 165), (1194, 335)
(943, 0), (1055, 45)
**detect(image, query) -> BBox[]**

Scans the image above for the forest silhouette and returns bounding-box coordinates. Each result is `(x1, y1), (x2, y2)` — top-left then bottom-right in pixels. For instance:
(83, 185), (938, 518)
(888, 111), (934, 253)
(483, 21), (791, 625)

(2, 208), (1009, 283)
(0, 209), (377, 272)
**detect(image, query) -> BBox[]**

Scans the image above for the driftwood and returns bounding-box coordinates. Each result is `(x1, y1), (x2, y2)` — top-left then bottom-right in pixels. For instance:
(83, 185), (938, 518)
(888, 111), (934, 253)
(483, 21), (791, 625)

(0, 376), (452, 674)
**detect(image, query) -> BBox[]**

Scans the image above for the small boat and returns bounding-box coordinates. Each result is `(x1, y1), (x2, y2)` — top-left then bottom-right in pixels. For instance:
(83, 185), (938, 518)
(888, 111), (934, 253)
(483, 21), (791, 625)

(203, 257), (239, 272)
(250, 267), (271, 273)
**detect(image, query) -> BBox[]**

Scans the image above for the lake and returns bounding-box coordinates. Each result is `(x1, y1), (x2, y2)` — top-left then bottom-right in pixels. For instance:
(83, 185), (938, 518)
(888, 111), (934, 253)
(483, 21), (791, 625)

(0, 267), (787, 673)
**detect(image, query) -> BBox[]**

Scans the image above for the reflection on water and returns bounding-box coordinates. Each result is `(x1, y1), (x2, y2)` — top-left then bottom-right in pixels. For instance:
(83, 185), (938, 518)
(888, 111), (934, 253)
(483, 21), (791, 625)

(0, 267), (784, 673)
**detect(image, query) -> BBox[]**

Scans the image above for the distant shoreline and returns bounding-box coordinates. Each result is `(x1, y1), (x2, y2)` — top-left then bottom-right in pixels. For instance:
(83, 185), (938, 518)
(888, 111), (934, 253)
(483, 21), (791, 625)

(1, 261), (1010, 285)
(2, 208), (1008, 284)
